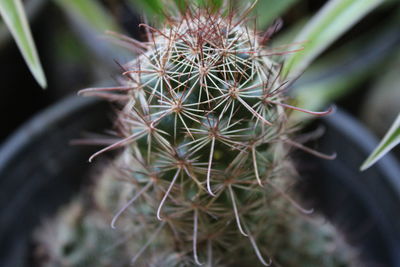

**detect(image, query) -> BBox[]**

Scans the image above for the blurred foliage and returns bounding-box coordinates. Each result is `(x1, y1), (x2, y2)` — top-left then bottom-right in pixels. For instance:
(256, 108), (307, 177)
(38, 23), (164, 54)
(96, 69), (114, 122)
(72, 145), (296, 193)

(361, 114), (400, 170)
(360, 48), (400, 170)
(0, 0), (45, 47)
(291, 15), (400, 121)
(282, 0), (383, 80)
(0, 0), (46, 88)
(53, 0), (119, 34)
(125, 0), (226, 22)
(253, 0), (299, 29)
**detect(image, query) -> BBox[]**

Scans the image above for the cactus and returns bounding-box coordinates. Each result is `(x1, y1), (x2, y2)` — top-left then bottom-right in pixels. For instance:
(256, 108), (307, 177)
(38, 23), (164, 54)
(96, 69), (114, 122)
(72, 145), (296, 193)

(35, 2), (356, 266)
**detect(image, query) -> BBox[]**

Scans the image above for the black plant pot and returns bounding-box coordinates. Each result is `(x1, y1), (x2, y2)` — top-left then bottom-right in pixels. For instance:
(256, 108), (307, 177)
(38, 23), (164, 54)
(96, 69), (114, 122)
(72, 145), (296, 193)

(0, 96), (111, 267)
(0, 96), (399, 267)
(297, 110), (400, 267)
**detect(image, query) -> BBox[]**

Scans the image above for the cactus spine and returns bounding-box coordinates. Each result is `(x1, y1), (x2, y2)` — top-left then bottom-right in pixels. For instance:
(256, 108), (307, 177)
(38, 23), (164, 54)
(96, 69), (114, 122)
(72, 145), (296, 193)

(36, 3), (355, 266)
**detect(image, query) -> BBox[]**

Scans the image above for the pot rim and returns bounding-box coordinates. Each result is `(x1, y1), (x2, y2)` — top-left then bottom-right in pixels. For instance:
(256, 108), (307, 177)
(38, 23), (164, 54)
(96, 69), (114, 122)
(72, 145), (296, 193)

(325, 109), (400, 196)
(0, 96), (99, 175)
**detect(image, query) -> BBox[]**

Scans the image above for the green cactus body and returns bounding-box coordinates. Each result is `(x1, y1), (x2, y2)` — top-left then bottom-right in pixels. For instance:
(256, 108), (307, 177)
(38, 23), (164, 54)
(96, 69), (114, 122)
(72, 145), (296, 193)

(36, 4), (355, 267)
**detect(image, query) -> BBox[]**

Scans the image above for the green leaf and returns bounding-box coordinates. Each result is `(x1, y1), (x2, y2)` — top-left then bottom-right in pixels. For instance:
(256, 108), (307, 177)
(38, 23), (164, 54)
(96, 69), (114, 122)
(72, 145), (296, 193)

(128, 0), (163, 16)
(196, 0), (223, 10)
(254, 0), (299, 29)
(290, 19), (398, 123)
(361, 114), (400, 171)
(53, 0), (119, 34)
(282, 0), (383, 80)
(0, 0), (46, 88)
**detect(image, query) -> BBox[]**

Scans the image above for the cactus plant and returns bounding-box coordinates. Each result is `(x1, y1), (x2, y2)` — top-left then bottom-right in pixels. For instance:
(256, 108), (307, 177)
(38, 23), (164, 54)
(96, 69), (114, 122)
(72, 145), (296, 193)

(35, 2), (357, 266)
